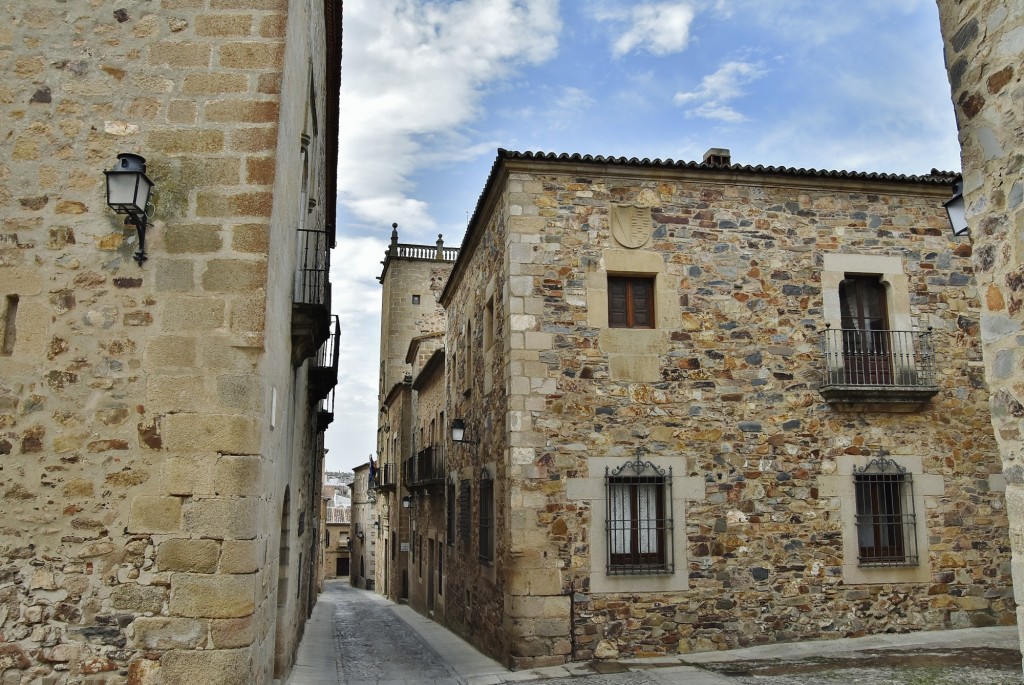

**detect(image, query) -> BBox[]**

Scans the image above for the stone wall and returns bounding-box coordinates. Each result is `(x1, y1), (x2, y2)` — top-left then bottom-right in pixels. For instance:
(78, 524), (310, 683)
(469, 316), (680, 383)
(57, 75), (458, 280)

(377, 382), (410, 599)
(407, 351), (447, 620)
(0, 1), (336, 682)
(350, 465), (376, 589)
(441, 153), (1012, 667)
(935, 0), (1024, 664)
(440, 185), (518, 666)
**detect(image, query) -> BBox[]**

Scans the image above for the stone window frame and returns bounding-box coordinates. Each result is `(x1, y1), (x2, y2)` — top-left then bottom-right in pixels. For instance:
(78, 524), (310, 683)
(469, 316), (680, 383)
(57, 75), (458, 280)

(853, 457), (919, 567)
(821, 253), (914, 381)
(566, 456), (704, 593)
(483, 278), (496, 395)
(585, 249), (678, 382)
(605, 457), (672, 574)
(819, 454), (943, 585)
(478, 466), (494, 565)
(607, 275), (655, 329)
(446, 478), (456, 547)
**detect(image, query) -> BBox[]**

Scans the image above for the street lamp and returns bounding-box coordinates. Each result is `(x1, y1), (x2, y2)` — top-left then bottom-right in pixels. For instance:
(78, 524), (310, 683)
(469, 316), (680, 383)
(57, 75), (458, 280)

(451, 418), (478, 445)
(944, 178), (968, 237)
(104, 153), (155, 265)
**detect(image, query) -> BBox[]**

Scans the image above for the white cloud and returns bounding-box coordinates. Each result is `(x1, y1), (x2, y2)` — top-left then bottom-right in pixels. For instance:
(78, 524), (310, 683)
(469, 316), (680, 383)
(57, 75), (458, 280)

(325, 235), (389, 471)
(608, 2), (696, 57)
(338, 0), (561, 241)
(673, 60), (766, 121)
(706, 0), (925, 46)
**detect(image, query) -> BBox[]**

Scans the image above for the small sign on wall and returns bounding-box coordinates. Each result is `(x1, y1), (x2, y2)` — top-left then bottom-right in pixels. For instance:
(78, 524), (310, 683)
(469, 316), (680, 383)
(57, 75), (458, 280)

(400, 542), (410, 552)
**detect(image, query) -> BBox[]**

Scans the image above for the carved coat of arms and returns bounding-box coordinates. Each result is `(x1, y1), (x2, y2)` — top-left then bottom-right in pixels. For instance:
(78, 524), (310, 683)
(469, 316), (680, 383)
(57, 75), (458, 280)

(610, 204), (653, 249)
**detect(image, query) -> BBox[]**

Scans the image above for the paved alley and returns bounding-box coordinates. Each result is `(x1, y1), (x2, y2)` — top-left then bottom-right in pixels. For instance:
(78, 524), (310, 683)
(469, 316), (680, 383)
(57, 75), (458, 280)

(286, 580), (1022, 685)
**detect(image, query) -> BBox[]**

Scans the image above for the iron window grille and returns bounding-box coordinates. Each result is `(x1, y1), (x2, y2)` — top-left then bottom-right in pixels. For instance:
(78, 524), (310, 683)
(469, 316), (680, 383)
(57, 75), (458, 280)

(605, 458), (673, 575)
(478, 468), (494, 564)
(853, 457), (918, 567)
(446, 480), (456, 546)
(459, 479), (471, 552)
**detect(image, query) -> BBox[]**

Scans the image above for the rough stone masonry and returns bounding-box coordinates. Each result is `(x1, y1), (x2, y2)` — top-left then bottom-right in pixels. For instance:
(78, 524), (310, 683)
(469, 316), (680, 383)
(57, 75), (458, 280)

(0, 1), (340, 683)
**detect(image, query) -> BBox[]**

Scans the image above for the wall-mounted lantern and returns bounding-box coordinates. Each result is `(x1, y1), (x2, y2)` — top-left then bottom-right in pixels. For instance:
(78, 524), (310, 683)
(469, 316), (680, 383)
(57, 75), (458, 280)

(104, 153), (155, 265)
(451, 418), (478, 445)
(944, 178), (968, 237)
(401, 495), (412, 509)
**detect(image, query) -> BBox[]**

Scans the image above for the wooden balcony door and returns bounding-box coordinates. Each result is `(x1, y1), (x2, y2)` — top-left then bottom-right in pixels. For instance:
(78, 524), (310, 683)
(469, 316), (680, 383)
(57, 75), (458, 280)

(839, 276), (892, 385)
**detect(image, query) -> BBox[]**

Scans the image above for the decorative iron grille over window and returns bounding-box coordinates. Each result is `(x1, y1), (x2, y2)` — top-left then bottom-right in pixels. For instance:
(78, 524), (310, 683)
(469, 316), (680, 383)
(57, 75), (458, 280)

(605, 458), (673, 575)
(478, 468), (494, 564)
(458, 479), (471, 551)
(446, 479), (456, 546)
(853, 457), (918, 567)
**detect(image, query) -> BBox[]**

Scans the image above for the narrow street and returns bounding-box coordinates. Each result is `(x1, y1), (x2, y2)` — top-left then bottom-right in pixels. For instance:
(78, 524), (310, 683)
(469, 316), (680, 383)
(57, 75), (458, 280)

(285, 580), (1021, 685)
(284, 580), (720, 685)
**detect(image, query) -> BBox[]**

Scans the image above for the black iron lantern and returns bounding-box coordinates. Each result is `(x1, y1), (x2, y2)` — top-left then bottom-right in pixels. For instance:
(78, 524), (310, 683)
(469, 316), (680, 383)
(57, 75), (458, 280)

(105, 153), (155, 265)
(451, 418), (479, 446)
(944, 178), (968, 237)
(451, 418), (467, 443)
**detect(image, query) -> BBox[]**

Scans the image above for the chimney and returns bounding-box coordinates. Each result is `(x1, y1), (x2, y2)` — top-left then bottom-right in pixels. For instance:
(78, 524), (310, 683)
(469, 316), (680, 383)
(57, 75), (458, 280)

(703, 148), (731, 166)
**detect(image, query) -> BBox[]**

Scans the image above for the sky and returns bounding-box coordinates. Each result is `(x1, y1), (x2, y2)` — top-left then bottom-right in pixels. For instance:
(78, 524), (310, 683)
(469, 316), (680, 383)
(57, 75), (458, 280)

(325, 0), (962, 473)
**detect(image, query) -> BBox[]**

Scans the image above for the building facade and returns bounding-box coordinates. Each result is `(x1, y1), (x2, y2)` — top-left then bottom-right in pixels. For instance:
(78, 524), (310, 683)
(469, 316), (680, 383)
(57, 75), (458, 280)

(383, 148), (1014, 669)
(350, 463), (377, 590)
(0, 1), (341, 682)
(374, 227), (457, 603)
(321, 478), (352, 582)
(935, 0), (1024, 663)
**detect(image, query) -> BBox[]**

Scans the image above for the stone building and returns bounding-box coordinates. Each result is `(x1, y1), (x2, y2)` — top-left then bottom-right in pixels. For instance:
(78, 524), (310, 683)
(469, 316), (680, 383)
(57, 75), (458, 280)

(405, 341), (448, 619)
(350, 462), (377, 590)
(935, 0), (1024, 663)
(0, 1), (341, 683)
(381, 147), (1014, 669)
(374, 227), (457, 602)
(321, 480), (351, 582)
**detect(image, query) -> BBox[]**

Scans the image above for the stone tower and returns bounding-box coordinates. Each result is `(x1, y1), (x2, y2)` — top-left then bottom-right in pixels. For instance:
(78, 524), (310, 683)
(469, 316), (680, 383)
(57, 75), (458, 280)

(374, 226), (457, 603)
(0, 1), (341, 683)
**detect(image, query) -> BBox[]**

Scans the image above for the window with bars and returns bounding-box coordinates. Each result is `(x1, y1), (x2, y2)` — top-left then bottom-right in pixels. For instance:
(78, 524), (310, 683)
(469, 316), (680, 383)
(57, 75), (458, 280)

(478, 469), (494, 564)
(854, 457), (918, 566)
(459, 479), (471, 551)
(446, 480), (456, 546)
(608, 276), (654, 329)
(605, 458), (673, 575)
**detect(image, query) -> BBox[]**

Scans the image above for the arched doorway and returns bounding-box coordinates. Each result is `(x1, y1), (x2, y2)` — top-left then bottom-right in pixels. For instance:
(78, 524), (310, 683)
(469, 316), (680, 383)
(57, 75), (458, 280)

(273, 487), (291, 679)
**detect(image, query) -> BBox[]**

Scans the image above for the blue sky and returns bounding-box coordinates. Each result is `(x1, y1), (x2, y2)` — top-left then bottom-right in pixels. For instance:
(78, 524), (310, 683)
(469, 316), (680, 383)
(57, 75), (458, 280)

(326, 0), (960, 473)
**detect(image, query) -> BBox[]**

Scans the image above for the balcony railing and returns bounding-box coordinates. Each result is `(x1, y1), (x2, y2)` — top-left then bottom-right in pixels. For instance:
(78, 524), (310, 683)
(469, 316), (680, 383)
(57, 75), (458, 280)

(818, 327), (939, 404)
(388, 243), (460, 261)
(295, 227), (331, 307)
(406, 445), (445, 489)
(310, 315), (340, 402)
(377, 229), (460, 283)
(315, 385), (335, 434)
(371, 462), (397, 492)
(291, 226), (332, 365)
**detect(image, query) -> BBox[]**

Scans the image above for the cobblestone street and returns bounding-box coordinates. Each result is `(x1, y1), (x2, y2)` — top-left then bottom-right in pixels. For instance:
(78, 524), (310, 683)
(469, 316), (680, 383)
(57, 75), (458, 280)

(287, 581), (1022, 685)
(333, 583), (460, 683)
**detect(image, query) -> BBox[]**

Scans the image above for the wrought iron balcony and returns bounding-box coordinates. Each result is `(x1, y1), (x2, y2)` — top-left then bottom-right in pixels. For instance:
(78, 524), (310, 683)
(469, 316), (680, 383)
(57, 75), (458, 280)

(818, 327), (939, 405)
(315, 386), (334, 434)
(309, 315), (340, 402)
(291, 226), (332, 365)
(372, 462), (397, 492)
(407, 445), (445, 489)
